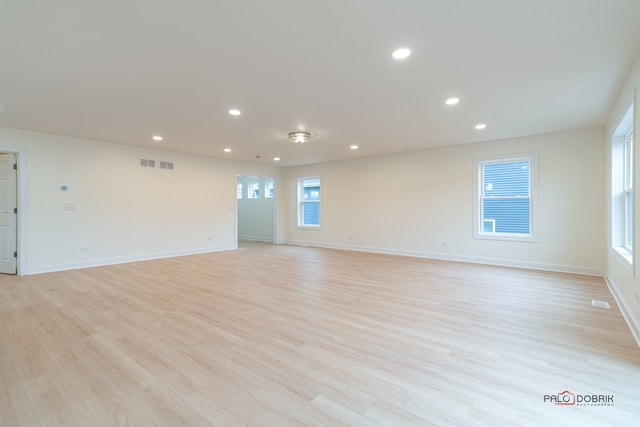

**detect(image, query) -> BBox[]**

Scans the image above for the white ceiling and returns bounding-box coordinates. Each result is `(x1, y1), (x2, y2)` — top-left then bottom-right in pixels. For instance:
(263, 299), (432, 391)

(1, 0), (640, 166)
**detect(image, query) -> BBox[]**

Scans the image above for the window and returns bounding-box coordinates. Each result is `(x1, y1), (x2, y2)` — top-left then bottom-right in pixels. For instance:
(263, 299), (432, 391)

(624, 128), (633, 251)
(265, 178), (274, 198)
(298, 177), (321, 227)
(612, 104), (634, 262)
(247, 179), (259, 199)
(475, 154), (537, 240)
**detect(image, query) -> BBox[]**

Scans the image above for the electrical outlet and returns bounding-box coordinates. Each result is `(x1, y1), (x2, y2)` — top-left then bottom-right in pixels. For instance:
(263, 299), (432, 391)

(80, 247), (89, 253)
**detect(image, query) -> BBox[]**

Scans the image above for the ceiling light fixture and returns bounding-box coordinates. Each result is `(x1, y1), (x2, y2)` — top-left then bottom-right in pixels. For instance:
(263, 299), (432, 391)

(350, 145), (359, 150)
(223, 148), (232, 153)
(274, 157), (281, 161)
(289, 131), (311, 144)
(445, 97), (460, 105)
(475, 123), (487, 130)
(392, 48), (411, 60)
(229, 109), (241, 116)
(152, 135), (163, 141)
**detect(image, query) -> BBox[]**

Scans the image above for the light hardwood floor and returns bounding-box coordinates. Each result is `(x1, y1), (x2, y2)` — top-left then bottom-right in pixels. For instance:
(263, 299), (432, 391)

(1, 241), (639, 426)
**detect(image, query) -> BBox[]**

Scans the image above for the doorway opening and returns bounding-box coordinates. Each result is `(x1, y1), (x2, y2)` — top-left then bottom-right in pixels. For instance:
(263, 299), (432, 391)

(236, 174), (278, 245)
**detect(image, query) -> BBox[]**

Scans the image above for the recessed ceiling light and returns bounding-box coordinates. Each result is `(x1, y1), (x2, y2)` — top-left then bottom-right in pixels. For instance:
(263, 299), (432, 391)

(152, 135), (163, 141)
(350, 145), (359, 150)
(475, 123), (487, 130)
(392, 48), (411, 60)
(223, 148), (232, 153)
(229, 109), (241, 116)
(445, 97), (460, 105)
(274, 157), (281, 161)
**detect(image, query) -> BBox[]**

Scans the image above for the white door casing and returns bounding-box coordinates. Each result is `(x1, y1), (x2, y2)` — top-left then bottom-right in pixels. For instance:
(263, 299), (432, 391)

(0, 153), (17, 274)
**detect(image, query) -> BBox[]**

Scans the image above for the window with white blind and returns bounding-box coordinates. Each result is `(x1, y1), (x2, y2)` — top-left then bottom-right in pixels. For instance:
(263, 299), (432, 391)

(475, 154), (538, 241)
(298, 177), (321, 227)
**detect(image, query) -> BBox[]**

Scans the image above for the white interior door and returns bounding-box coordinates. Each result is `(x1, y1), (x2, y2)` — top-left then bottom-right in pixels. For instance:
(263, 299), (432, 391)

(0, 153), (17, 274)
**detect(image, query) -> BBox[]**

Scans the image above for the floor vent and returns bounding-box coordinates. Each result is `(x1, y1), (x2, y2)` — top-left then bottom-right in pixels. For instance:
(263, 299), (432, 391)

(592, 300), (610, 309)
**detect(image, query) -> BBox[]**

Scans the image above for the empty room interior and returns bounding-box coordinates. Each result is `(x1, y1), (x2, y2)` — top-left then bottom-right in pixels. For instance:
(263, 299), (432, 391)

(2, 1), (640, 426)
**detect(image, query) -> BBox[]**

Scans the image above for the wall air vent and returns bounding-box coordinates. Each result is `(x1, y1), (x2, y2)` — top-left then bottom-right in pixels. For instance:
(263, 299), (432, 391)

(140, 158), (156, 168)
(160, 161), (174, 170)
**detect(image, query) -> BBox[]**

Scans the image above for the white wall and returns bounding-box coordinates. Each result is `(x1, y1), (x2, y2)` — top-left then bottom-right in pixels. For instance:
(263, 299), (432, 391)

(283, 127), (605, 275)
(0, 127), (279, 274)
(605, 54), (640, 345)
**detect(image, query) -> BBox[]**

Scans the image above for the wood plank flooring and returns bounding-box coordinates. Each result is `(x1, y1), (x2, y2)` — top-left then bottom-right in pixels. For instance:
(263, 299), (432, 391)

(1, 241), (639, 426)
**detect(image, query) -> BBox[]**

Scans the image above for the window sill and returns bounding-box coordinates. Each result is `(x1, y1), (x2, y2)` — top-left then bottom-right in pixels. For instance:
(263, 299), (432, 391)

(297, 226), (322, 231)
(613, 246), (633, 265)
(474, 233), (538, 243)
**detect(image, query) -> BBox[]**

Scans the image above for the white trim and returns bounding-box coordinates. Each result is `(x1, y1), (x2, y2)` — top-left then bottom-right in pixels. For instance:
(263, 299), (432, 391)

(474, 152), (539, 242)
(604, 274), (640, 349)
(282, 239), (603, 276)
(0, 146), (28, 275)
(238, 235), (273, 242)
(297, 176), (321, 227)
(613, 246), (633, 266)
(27, 245), (235, 275)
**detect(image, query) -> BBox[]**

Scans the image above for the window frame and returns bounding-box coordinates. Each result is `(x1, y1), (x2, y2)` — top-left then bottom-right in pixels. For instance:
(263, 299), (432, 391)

(624, 127), (634, 252)
(474, 153), (539, 242)
(264, 178), (275, 199)
(612, 103), (634, 265)
(247, 179), (260, 199)
(237, 182), (243, 199)
(297, 176), (321, 228)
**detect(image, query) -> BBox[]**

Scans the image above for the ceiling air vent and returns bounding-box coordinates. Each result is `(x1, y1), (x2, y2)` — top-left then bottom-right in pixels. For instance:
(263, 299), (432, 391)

(140, 158), (156, 168)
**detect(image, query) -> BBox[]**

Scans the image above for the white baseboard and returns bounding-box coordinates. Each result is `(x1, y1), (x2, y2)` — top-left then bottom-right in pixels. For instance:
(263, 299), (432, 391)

(604, 274), (640, 349)
(26, 245), (236, 275)
(282, 239), (603, 276)
(238, 236), (273, 243)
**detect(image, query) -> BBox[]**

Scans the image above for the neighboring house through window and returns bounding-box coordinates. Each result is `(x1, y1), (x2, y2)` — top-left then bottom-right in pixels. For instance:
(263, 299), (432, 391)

(475, 154), (538, 241)
(298, 177), (321, 227)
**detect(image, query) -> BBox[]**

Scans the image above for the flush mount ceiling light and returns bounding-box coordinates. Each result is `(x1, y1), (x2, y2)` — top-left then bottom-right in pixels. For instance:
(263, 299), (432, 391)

(289, 131), (311, 144)
(228, 109), (241, 116)
(445, 97), (460, 105)
(475, 123), (487, 130)
(152, 135), (163, 141)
